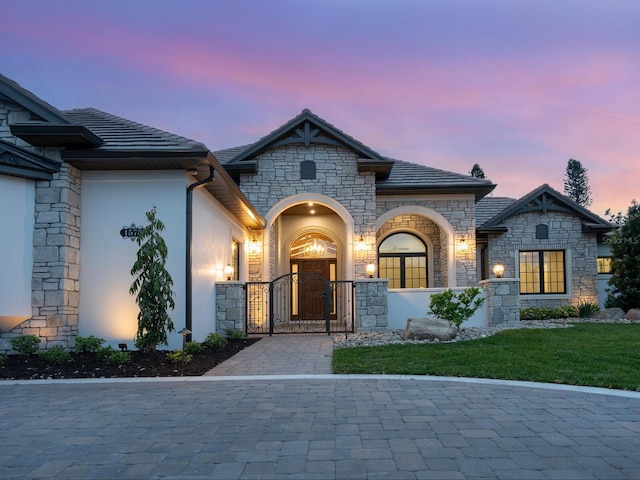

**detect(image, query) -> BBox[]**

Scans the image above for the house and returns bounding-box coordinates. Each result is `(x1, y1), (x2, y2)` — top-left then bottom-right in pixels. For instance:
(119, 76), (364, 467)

(0, 73), (613, 351)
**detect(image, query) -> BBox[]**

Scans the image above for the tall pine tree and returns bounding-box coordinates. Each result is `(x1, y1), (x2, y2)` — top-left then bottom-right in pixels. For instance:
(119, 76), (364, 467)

(563, 159), (592, 207)
(470, 163), (486, 179)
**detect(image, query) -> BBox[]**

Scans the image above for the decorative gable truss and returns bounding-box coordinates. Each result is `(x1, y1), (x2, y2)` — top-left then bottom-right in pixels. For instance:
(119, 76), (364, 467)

(477, 184), (613, 234)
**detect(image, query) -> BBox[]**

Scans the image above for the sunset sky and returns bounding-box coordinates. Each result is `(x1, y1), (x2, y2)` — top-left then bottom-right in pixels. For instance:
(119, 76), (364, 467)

(2, 0), (638, 216)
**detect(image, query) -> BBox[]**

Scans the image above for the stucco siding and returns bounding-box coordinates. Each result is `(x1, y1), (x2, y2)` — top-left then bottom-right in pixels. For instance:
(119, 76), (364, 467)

(191, 183), (246, 340)
(79, 171), (187, 350)
(0, 175), (34, 331)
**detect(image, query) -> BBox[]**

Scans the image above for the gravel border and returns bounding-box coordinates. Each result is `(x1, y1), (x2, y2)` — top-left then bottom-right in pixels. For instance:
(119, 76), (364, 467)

(334, 317), (640, 349)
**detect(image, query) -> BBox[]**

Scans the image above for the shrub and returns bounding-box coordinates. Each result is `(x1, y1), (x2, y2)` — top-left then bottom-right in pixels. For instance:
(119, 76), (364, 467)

(225, 329), (246, 340)
(520, 306), (554, 320)
(167, 350), (192, 364)
(10, 335), (41, 355)
(97, 345), (116, 361)
(428, 287), (485, 329)
(75, 335), (105, 353)
(554, 305), (579, 318)
(204, 333), (228, 348)
(39, 346), (71, 365)
(521, 305), (580, 320)
(105, 351), (130, 366)
(578, 301), (600, 318)
(184, 341), (204, 355)
(96, 345), (130, 365)
(0, 355), (4, 366)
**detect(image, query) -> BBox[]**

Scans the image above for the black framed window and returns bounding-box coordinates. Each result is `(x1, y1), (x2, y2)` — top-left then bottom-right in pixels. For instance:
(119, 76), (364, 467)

(519, 250), (565, 294)
(597, 257), (612, 274)
(378, 233), (427, 288)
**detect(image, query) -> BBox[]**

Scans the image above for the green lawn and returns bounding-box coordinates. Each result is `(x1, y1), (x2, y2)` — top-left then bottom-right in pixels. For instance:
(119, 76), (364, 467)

(332, 323), (640, 391)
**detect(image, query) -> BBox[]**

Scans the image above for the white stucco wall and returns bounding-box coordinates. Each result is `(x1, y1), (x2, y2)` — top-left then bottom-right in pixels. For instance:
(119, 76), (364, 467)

(191, 184), (245, 341)
(387, 288), (488, 329)
(0, 175), (34, 331)
(79, 171), (186, 349)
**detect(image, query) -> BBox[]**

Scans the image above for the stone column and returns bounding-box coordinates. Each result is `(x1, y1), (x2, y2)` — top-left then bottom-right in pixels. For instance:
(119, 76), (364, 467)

(355, 279), (388, 331)
(479, 278), (520, 325)
(28, 164), (82, 349)
(215, 281), (246, 332)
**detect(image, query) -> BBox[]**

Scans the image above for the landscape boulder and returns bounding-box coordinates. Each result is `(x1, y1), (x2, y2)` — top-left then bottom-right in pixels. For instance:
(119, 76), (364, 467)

(624, 309), (640, 320)
(404, 317), (457, 341)
(590, 307), (625, 321)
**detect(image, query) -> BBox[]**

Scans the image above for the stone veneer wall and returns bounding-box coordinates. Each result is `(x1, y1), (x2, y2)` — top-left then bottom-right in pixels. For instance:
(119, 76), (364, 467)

(376, 197), (477, 287)
(215, 282), (246, 332)
(1, 100), (82, 351)
(1, 164), (81, 351)
(238, 144), (378, 278)
(377, 214), (443, 287)
(486, 211), (599, 307)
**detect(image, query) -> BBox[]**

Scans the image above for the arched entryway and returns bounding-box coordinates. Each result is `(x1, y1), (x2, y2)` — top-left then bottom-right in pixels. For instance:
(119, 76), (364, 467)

(245, 194), (356, 334)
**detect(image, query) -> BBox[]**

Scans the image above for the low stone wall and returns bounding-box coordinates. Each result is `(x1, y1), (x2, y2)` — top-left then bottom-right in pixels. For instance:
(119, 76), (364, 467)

(479, 278), (520, 325)
(215, 281), (245, 332)
(355, 279), (388, 330)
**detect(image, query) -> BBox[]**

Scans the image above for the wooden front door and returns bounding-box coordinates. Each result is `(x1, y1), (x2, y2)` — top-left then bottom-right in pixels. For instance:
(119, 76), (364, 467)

(291, 259), (334, 321)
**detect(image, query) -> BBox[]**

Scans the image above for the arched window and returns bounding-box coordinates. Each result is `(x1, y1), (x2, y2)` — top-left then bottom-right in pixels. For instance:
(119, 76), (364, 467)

(378, 233), (428, 288)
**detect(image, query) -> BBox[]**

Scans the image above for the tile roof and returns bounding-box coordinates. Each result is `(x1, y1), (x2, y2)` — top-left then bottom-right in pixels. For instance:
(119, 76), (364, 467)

(62, 108), (207, 152)
(475, 196), (517, 227)
(378, 158), (494, 189)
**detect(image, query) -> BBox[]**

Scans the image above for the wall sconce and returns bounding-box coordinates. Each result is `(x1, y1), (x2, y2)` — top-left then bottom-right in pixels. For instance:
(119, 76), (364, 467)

(224, 264), (234, 281)
(356, 235), (366, 254)
(492, 263), (505, 278)
(366, 263), (376, 278)
(456, 236), (468, 253)
(248, 235), (261, 255)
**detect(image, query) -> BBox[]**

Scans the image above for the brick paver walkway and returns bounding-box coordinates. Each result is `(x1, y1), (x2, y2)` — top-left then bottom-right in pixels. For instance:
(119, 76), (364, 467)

(1, 335), (640, 479)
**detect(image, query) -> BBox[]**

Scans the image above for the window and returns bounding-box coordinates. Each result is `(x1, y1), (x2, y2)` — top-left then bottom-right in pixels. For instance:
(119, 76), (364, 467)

(378, 233), (427, 288)
(519, 250), (565, 294)
(597, 257), (612, 274)
(231, 239), (240, 281)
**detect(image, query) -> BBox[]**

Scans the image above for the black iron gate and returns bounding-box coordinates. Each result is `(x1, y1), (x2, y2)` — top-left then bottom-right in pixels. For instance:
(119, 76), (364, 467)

(246, 272), (355, 335)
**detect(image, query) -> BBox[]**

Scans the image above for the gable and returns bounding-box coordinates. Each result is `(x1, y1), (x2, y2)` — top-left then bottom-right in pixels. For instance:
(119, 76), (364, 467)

(478, 184), (613, 234)
(222, 109), (394, 180)
(0, 140), (59, 180)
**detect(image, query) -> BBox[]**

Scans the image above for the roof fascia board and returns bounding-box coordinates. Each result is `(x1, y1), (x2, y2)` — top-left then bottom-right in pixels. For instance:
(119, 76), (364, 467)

(378, 193), (476, 201)
(0, 74), (70, 124)
(0, 164), (55, 180)
(205, 151), (266, 229)
(377, 184), (495, 200)
(62, 148), (210, 162)
(10, 123), (104, 148)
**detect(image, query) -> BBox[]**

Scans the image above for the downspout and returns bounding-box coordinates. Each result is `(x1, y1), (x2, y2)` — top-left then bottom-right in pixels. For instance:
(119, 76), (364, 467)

(186, 165), (215, 341)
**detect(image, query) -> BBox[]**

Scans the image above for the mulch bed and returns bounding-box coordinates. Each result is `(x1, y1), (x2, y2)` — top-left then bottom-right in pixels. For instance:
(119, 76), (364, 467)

(0, 338), (260, 380)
